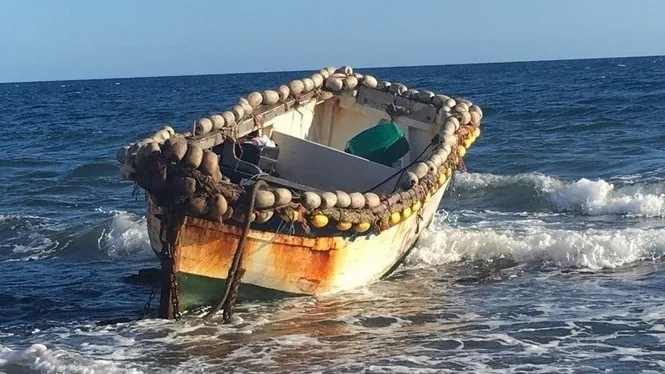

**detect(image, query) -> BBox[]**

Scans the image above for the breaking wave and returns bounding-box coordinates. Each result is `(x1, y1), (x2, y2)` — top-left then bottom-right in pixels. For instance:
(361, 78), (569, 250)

(407, 215), (665, 270)
(94, 209), (152, 258)
(0, 210), (151, 262)
(0, 343), (143, 374)
(454, 172), (665, 217)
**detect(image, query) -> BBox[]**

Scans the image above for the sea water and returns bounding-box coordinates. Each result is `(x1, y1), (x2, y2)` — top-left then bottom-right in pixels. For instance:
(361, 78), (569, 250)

(1, 56), (664, 373)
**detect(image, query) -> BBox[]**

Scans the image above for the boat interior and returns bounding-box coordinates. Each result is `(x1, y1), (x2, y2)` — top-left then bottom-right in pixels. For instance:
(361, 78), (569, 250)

(209, 87), (439, 196)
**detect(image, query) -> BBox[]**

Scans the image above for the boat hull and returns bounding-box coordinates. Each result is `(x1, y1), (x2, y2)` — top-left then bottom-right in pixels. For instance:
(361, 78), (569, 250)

(147, 182), (448, 312)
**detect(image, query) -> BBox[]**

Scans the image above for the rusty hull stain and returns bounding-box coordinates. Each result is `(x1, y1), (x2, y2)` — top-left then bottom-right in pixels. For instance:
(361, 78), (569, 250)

(174, 216), (345, 294)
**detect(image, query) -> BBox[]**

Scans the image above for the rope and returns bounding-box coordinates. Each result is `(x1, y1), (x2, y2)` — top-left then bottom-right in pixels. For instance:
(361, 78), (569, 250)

(203, 179), (268, 322)
(131, 182), (141, 201)
(458, 158), (467, 173)
(252, 113), (264, 132)
(159, 208), (183, 320)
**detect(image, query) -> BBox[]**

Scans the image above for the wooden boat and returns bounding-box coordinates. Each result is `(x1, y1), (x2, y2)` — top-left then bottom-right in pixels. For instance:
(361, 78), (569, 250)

(117, 66), (483, 320)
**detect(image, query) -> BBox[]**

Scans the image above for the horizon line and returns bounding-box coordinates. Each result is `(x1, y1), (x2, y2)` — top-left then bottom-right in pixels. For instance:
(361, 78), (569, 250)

(2, 53), (663, 85)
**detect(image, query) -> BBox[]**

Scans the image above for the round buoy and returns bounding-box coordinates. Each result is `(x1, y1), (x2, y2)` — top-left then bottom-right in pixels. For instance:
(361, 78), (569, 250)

(302, 192), (322, 210)
(210, 114), (225, 130)
(210, 194), (228, 219)
(277, 85), (290, 101)
(199, 150), (219, 176)
(399, 171), (419, 190)
(311, 74), (324, 88)
(183, 144), (204, 168)
(378, 81), (392, 91)
(280, 209), (300, 222)
(222, 111), (236, 127)
(335, 191), (351, 208)
(247, 92), (263, 108)
(408, 162), (429, 179)
(239, 97), (253, 115)
(311, 214), (329, 228)
(273, 188), (293, 206)
(302, 78), (315, 92)
(363, 192), (381, 209)
(349, 192), (365, 209)
(325, 77), (343, 92)
(231, 105), (245, 122)
(343, 76), (358, 90)
(255, 211), (274, 223)
(362, 75), (378, 88)
(320, 192), (338, 209)
(336, 66), (353, 75)
(289, 80), (305, 96)
(262, 90), (279, 105)
(195, 118), (213, 135)
(255, 190), (276, 209)
(170, 140), (188, 161)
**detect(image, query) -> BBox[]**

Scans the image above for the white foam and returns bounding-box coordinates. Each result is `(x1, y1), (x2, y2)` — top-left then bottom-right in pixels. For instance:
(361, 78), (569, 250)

(96, 210), (152, 258)
(406, 216), (665, 270)
(547, 178), (665, 217)
(455, 172), (665, 217)
(454, 171), (558, 191)
(0, 214), (44, 223)
(0, 214), (64, 262)
(271, 334), (325, 347)
(0, 343), (144, 374)
(9, 237), (59, 261)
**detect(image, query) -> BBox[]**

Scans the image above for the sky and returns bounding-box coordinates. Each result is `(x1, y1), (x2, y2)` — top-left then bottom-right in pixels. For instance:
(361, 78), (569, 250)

(1, 0), (664, 83)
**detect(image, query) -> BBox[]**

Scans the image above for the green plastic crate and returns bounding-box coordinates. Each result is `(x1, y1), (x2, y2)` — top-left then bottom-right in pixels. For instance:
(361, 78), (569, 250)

(345, 121), (410, 166)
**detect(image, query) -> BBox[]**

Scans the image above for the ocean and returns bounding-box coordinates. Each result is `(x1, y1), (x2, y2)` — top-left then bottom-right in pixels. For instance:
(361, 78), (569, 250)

(1, 56), (664, 373)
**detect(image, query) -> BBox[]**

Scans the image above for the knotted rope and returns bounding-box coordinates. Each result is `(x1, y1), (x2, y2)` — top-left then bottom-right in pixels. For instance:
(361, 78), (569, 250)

(203, 179), (268, 323)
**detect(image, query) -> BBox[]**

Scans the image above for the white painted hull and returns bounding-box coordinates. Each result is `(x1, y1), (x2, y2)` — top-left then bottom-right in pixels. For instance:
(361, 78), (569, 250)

(146, 181), (447, 299)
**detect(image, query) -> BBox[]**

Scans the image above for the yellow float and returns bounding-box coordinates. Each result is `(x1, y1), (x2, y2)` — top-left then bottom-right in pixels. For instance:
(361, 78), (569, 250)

(355, 222), (371, 233)
(280, 209), (299, 222)
(311, 214), (329, 228)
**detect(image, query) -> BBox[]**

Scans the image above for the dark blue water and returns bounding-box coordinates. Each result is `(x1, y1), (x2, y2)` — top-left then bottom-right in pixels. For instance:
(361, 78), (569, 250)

(1, 57), (665, 373)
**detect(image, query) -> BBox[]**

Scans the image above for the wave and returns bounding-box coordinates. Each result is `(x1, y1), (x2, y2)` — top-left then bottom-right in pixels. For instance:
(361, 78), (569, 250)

(94, 209), (153, 259)
(0, 210), (152, 262)
(453, 172), (665, 217)
(0, 343), (141, 374)
(0, 214), (63, 262)
(405, 214), (665, 271)
(68, 162), (119, 178)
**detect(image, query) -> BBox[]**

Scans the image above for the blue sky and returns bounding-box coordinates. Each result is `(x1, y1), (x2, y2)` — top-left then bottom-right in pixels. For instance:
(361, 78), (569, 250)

(1, 0), (664, 82)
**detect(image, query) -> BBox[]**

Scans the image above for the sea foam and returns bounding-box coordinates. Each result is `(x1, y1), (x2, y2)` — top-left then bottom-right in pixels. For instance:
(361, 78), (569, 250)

(96, 210), (152, 258)
(406, 214), (665, 270)
(455, 172), (665, 217)
(0, 343), (144, 374)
